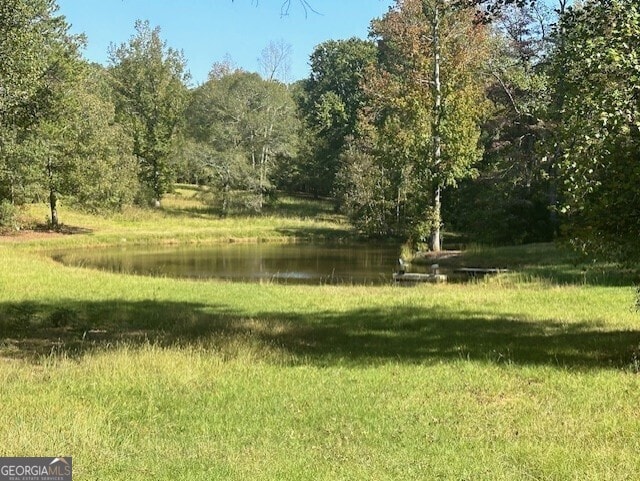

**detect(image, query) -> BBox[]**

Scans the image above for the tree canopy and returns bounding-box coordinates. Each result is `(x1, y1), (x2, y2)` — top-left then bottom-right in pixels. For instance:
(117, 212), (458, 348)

(296, 38), (377, 196)
(2, 0), (639, 262)
(336, 0), (491, 245)
(108, 20), (190, 207)
(187, 70), (299, 213)
(553, 0), (640, 260)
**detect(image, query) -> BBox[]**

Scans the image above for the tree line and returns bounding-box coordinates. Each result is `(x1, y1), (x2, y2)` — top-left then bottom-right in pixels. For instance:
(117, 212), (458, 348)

(1, 0), (638, 260)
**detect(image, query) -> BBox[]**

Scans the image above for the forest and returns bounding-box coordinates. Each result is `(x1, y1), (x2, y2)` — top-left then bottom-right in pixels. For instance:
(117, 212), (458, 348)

(1, 0), (638, 260)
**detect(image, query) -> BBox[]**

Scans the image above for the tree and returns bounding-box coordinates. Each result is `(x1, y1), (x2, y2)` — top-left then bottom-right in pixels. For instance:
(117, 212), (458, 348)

(208, 54), (239, 81)
(0, 1), (140, 227)
(297, 38), (377, 196)
(60, 65), (139, 213)
(258, 39), (292, 83)
(446, 3), (558, 245)
(109, 20), (190, 207)
(335, 146), (395, 236)
(343, 0), (490, 246)
(0, 0), (94, 227)
(553, 0), (640, 260)
(24, 62), (140, 226)
(186, 71), (299, 213)
(0, 0), (76, 207)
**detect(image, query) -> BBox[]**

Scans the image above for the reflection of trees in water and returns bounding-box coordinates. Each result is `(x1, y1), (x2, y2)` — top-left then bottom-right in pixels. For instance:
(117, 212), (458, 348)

(53, 244), (402, 285)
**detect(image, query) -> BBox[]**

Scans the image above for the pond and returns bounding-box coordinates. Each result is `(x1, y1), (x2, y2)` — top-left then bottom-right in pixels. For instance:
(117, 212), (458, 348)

(52, 242), (421, 285)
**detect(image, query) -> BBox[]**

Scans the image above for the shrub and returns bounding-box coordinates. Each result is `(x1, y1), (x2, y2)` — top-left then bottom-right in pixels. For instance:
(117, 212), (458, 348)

(0, 200), (19, 231)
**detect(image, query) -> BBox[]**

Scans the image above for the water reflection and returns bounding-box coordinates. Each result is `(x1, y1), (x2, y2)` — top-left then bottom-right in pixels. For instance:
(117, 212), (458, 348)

(53, 243), (417, 285)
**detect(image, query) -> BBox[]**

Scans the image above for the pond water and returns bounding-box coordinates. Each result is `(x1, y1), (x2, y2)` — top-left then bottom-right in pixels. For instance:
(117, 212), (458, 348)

(52, 242), (421, 285)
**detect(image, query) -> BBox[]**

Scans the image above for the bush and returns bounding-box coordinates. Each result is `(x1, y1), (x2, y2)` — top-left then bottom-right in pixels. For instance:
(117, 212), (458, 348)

(0, 200), (19, 231)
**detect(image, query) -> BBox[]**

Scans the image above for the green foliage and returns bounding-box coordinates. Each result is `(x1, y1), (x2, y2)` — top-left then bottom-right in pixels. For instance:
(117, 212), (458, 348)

(296, 38), (377, 196)
(0, 0), (96, 226)
(0, 0), (83, 211)
(0, 0), (70, 122)
(0, 200), (18, 230)
(554, 0), (640, 260)
(4, 0), (636, 259)
(446, 4), (558, 245)
(63, 66), (139, 212)
(108, 20), (190, 206)
(334, 146), (394, 236)
(340, 0), (490, 240)
(0, 1), (137, 224)
(186, 71), (299, 213)
(21, 59), (141, 224)
(173, 139), (214, 186)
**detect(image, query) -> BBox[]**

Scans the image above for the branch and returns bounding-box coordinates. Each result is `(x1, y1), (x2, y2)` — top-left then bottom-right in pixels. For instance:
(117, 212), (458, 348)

(491, 71), (521, 116)
(280, 0), (321, 18)
(231, 1), (320, 18)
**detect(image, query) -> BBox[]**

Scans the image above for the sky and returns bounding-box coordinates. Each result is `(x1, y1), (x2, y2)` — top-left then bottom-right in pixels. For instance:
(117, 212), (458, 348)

(56, 0), (396, 86)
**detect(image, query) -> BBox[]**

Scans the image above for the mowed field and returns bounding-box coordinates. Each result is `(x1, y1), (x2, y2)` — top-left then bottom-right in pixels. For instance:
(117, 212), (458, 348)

(1, 189), (639, 480)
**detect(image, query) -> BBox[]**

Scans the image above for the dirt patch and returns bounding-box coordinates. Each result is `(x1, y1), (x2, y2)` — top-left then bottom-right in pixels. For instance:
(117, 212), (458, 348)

(0, 225), (91, 243)
(0, 230), (65, 243)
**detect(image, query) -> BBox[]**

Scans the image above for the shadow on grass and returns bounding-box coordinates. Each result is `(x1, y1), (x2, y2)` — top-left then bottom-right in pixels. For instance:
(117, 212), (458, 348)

(274, 226), (354, 241)
(33, 224), (94, 235)
(262, 195), (337, 220)
(159, 193), (344, 224)
(159, 205), (222, 221)
(1, 299), (638, 370)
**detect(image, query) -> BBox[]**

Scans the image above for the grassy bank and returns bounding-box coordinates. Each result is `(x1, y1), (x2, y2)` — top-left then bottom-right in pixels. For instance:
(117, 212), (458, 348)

(4, 188), (350, 249)
(1, 192), (639, 480)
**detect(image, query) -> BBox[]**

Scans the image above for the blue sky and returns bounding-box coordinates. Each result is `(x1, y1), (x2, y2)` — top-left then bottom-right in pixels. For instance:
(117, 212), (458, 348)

(57, 0), (395, 86)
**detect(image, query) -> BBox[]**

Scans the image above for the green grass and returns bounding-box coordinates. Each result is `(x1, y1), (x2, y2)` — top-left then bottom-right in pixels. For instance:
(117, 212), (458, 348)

(415, 242), (640, 286)
(1, 191), (640, 480)
(8, 191), (350, 249)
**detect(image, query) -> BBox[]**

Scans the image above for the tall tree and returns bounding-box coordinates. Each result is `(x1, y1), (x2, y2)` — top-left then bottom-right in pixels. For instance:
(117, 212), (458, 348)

(60, 65), (139, 213)
(345, 0), (491, 246)
(0, 0), (96, 227)
(553, 0), (640, 260)
(447, 3), (558, 245)
(0, 0), (76, 207)
(258, 39), (293, 83)
(186, 71), (299, 213)
(298, 38), (377, 196)
(109, 20), (190, 207)
(23, 62), (140, 226)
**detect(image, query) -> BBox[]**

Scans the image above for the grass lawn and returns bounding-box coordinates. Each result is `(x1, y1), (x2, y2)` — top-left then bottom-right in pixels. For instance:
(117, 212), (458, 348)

(1, 190), (639, 480)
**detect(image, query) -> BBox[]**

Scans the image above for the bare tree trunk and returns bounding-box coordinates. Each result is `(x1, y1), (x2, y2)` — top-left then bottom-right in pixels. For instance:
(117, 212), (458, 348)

(431, 186), (442, 251)
(49, 189), (59, 228)
(259, 144), (267, 211)
(429, 1), (442, 252)
(220, 165), (231, 216)
(47, 157), (59, 228)
(152, 159), (162, 208)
